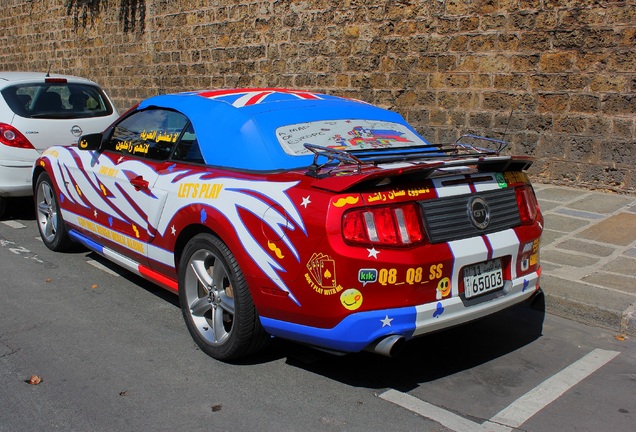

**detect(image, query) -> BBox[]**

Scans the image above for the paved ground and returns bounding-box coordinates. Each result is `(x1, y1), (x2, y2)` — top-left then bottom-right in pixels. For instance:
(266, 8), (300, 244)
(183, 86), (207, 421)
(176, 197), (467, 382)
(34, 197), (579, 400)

(533, 183), (636, 336)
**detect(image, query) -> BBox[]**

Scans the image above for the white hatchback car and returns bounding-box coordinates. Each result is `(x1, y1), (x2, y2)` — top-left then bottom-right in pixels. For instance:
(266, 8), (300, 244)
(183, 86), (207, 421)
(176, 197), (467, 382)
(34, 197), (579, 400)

(0, 72), (119, 218)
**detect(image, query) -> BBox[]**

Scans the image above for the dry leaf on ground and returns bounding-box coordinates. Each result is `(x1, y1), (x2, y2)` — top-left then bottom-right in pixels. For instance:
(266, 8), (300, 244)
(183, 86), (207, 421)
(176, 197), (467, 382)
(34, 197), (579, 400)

(28, 375), (42, 385)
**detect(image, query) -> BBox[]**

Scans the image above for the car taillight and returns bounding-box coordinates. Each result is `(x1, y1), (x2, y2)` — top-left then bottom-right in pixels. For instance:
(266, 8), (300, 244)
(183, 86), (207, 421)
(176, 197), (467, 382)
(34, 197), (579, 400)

(0, 123), (35, 149)
(515, 185), (539, 224)
(343, 203), (424, 246)
(45, 78), (67, 83)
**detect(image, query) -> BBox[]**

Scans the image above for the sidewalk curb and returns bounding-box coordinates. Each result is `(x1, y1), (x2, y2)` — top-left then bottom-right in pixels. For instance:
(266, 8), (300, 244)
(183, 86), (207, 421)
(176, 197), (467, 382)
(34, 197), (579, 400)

(622, 303), (636, 336)
(543, 290), (636, 337)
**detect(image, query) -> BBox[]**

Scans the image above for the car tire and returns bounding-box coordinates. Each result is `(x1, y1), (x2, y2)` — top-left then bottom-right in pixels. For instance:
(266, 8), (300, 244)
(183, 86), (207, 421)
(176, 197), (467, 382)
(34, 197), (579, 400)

(35, 172), (72, 251)
(178, 233), (269, 360)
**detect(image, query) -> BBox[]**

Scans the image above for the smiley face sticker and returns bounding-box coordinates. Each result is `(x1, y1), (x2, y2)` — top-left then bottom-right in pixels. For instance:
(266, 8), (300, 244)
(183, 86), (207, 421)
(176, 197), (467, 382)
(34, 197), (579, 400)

(436, 277), (451, 300)
(340, 288), (363, 311)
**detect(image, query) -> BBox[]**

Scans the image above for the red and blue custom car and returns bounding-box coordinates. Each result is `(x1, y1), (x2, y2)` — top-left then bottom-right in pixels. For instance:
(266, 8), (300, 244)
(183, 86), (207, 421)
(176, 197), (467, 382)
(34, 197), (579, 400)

(33, 89), (543, 360)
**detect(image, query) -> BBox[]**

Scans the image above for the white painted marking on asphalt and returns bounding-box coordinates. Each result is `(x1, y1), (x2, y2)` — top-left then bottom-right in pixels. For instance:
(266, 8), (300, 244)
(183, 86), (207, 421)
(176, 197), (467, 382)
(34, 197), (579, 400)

(379, 348), (620, 431)
(87, 259), (120, 277)
(489, 348), (619, 428)
(379, 390), (510, 432)
(2, 220), (26, 229)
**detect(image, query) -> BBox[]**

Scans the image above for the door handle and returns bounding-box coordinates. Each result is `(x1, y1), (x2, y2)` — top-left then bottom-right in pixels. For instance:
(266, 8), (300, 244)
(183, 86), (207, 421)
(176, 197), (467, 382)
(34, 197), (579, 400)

(130, 175), (149, 190)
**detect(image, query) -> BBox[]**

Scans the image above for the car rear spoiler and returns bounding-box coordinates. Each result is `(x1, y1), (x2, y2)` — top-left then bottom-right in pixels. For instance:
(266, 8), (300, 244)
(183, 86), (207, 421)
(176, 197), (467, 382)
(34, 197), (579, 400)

(309, 154), (533, 193)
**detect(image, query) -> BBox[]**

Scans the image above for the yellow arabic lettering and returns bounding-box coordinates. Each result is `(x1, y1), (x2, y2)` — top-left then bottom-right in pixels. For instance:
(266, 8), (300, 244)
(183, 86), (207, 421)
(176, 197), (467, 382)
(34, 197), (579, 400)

(156, 132), (178, 143)
(407, 187), (430, 197)
(140, 130), (157, 141)
(133, 143), (149, 154)
(115, 141), (133, 152)
(367, 193), (381, 203)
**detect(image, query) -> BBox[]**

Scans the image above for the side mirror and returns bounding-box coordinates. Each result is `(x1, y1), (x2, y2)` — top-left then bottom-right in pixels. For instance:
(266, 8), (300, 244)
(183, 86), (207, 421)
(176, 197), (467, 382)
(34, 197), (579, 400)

(77, 133), (103, 151)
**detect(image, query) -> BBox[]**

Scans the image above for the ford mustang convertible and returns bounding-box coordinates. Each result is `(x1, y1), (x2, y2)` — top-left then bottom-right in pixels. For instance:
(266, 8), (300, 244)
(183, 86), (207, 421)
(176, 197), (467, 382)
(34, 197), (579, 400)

(33, 88), (542, 360)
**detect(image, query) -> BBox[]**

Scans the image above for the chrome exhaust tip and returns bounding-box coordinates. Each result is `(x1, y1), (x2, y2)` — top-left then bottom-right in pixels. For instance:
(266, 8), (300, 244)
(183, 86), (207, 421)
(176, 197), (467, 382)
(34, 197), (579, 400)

(365, 335), (406, 357)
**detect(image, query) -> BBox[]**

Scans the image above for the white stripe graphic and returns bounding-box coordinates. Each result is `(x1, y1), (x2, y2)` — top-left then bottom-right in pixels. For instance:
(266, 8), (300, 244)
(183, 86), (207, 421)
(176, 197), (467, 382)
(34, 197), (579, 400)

(447, 236), (488, 296)
(473, 174), (501, 192)
(432, 176), (471, 197)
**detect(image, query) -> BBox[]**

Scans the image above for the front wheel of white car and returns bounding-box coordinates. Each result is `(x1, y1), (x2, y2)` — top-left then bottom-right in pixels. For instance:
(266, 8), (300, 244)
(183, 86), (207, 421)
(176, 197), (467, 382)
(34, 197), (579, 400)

(178, 233), (269, 361)
(35, 172), (72, 251)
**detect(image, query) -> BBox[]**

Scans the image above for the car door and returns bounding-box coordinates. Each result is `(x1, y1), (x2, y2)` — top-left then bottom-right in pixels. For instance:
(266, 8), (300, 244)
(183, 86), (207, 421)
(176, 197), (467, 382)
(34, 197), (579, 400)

(83, 108), (188, 263)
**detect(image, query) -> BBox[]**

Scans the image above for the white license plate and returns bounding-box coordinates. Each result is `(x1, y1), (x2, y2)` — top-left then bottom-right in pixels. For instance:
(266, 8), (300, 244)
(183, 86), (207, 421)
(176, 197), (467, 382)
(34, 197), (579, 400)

(463, 259), (504, 299)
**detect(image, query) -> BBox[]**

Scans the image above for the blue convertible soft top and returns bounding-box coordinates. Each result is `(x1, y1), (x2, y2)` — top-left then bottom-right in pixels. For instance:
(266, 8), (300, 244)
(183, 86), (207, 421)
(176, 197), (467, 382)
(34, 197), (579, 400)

(138, 89), (430, 171)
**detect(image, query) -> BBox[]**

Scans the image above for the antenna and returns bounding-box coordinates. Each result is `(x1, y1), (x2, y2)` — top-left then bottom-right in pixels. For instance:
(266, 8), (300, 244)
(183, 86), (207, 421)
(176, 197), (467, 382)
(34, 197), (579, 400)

(502, 109), (513, 142)
(45, 63), (51, 77)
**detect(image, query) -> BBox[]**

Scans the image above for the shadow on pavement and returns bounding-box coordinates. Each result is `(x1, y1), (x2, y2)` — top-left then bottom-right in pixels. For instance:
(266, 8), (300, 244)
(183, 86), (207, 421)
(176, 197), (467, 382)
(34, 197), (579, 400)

(1, 196), (36, 221)
(272, 293), (546, 391)
(84, 248), (546, 384)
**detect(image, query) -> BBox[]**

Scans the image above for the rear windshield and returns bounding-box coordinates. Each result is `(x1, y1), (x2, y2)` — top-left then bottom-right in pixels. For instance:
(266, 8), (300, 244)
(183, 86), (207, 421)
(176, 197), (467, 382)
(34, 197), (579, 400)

(1, 82), (114, 119)
(275, 119), (429, 156)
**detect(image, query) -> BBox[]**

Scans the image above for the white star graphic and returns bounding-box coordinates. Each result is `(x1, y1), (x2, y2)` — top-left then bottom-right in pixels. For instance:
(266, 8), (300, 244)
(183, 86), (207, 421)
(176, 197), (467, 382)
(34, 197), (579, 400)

(117, 156), (124, 163)
(381, 315), (393, 327)
(93, 209), (98, 218)
(367, 247), (379, 259)
(300, 196), (311, 208)
(171, 225), (176, 235)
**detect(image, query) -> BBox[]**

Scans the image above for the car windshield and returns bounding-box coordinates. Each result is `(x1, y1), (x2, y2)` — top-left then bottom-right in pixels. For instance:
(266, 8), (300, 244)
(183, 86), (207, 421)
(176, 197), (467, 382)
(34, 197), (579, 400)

(1, 82), (114, 119)
(275, 119), (429, 156)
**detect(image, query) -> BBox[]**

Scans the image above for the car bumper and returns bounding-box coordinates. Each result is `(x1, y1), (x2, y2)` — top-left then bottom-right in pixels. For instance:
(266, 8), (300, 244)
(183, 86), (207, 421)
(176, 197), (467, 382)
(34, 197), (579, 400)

(260, 271), (540, 353)
(0, 159), (35, 197)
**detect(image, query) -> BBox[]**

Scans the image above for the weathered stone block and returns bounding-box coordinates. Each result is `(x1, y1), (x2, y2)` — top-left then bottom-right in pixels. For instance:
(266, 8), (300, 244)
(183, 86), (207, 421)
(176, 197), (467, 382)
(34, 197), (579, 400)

(540, 52), (575, 73)
(537, 93), (569, 113)
(600, 140), (636, 165)
(569, 94), (600, 114)
(602, 94), (636, 115)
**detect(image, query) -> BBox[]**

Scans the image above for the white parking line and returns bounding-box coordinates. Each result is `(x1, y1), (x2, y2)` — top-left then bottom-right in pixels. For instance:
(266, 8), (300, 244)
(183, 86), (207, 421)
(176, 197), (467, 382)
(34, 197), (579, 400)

(379, 348), (620, 431)
(488, 348), (619, 428)
(87, 259), (121, 277)
(380, 390), (509, 432)
(1, 220), (26, 229)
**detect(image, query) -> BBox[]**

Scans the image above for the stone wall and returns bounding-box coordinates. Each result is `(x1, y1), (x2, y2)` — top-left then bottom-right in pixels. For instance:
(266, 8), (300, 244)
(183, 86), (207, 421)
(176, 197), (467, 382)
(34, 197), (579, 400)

(1, 0), (634, 193)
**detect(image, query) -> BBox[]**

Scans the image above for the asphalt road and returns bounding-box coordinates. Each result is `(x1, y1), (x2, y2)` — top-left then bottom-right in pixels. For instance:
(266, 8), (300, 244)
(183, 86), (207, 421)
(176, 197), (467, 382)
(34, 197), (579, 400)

(1, 198), (634, 432)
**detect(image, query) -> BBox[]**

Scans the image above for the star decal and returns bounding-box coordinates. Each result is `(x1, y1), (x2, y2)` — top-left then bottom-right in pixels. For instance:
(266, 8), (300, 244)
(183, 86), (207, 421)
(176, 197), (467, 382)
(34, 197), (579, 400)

(300, 196), (311, 208)
(381, 315), (393, 327)
(367, 247), (379, 259)
(93, 209), (98, 218)
(117, 156), (124, 164)
(171, 225), (176, 236)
